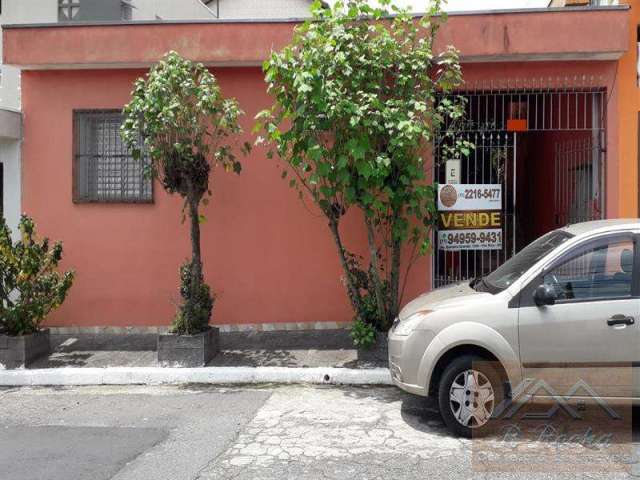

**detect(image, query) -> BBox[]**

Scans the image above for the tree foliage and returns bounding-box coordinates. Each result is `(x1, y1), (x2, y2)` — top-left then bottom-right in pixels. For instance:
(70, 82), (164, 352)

(121, 52), (250, 335)
(257, 0), (471, 331)
(0, 216), (74, 336)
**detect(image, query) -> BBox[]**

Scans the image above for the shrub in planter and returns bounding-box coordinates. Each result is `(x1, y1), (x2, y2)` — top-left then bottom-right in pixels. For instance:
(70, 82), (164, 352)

(172, 260), (214, 335)
(350, 318), (376, 350)
(0, 215), (74, 367)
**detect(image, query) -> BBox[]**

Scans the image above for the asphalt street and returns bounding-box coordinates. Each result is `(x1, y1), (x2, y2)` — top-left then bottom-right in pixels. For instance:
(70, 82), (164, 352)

(0, 385), (638, 480)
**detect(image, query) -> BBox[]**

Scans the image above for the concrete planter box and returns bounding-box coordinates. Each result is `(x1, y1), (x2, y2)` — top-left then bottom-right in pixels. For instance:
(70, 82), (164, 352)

(158, 327), (219, 367)
(357, 332), (388, 365)
(0, 329), (51, 369)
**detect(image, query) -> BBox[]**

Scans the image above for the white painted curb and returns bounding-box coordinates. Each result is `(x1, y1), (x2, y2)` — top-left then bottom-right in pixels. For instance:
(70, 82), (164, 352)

(0, 367), (393, 387)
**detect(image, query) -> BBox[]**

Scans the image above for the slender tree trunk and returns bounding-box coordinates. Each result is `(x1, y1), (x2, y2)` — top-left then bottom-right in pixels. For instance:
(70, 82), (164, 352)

(187, 194), (203, 335)
(389, 232), (402, 321)
(188, 196), (202, 274)
(364, 215), (387, 327)
(328, 217), (365, 319)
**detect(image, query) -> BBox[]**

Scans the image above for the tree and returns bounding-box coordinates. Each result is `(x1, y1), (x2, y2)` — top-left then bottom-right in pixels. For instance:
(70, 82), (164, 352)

(121, 52), (250, 335)
(257, 0), (471, 337)
(0, 215), (74, 336)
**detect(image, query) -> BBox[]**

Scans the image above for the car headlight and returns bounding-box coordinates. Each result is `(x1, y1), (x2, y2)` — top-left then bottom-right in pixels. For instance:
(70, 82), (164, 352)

(393, 310), (432, 336)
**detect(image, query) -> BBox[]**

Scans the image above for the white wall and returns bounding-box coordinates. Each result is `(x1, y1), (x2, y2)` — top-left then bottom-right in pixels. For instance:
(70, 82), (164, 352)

(132, 0), (312, 19)
(0, 0), (58, 111)
(215, 0), (311, 18)
(0, 140), (21, 239)
(131, 0), (217, 20)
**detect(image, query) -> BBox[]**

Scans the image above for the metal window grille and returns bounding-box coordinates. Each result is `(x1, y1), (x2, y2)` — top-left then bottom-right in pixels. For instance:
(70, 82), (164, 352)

(73, 110), (152, 203)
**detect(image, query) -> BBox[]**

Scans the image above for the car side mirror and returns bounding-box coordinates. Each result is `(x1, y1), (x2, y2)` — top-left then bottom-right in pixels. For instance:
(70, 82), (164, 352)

(533, 284), (557, 307)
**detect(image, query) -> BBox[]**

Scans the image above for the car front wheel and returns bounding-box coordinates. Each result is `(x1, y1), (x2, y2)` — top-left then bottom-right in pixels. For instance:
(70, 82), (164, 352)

(437, 354), (506, 438)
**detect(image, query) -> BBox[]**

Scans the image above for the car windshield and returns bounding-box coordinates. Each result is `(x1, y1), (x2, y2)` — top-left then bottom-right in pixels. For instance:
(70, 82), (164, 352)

(473, 229), (574, 293)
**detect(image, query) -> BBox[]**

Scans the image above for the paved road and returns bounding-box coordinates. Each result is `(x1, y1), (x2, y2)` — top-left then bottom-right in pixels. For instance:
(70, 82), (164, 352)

(0, 385), (638, 479)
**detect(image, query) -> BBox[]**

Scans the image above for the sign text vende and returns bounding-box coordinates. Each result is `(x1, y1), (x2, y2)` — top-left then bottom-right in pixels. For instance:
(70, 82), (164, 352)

(437, 183), (503, 251)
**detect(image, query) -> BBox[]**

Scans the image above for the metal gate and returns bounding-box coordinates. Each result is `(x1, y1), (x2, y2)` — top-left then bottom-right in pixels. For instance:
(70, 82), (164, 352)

(554, 136), (602, 226)
(433, 131), (516, 288)
(433, 80), (606, 288)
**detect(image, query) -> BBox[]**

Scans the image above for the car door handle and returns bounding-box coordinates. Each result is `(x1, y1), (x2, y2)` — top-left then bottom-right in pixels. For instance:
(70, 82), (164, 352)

(607, 315), (635, 327)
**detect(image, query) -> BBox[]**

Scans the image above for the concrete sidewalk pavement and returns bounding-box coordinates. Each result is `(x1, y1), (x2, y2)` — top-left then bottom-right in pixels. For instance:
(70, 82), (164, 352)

(33, 328), (386, 369)
(0, 329), (393, 387)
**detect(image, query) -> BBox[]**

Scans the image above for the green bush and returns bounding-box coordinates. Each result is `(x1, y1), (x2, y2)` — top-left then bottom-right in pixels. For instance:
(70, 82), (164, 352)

(350, 318), (377, 350)
(0, 215), (74, 336)
(171, 260), (214, 335)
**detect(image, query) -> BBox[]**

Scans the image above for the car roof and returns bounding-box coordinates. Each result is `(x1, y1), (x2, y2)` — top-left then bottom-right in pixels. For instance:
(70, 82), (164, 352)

(561, 218), (640, 237)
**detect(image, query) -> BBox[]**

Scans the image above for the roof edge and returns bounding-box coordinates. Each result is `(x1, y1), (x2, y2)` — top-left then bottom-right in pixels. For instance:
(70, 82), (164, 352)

(1, 5), (629, 30)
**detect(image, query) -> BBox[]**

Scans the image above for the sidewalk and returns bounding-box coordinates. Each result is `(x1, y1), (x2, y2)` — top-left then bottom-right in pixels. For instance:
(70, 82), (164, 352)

(0, 329), (392, 387)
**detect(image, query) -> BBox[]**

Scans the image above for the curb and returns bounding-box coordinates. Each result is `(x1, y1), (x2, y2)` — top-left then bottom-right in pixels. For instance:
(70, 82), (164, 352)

(0, 366), (393, 387)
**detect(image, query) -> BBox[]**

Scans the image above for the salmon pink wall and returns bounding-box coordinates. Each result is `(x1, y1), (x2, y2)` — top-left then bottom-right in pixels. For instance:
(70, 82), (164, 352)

(4, 8), (628, 68)
(19, 61), (622, 328)
(21, 68), (430, 328)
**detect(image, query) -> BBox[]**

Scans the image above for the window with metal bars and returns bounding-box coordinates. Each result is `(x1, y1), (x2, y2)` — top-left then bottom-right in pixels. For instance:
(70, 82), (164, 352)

(73, 110), (153, 203)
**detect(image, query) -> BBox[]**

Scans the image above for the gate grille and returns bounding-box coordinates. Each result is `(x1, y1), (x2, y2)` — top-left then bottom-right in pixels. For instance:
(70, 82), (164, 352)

(433, 131), (515, 288)
(434, 82), (606, 288)
(554, 136), (602, 226)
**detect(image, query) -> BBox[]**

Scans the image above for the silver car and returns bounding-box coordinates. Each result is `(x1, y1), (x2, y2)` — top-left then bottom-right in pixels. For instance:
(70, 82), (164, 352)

(389, 219), (640, 437)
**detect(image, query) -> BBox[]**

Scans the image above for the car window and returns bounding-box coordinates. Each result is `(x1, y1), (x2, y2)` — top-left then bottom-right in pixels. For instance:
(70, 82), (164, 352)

(478, 230), (573, 293)
(543, 238), (634, 301)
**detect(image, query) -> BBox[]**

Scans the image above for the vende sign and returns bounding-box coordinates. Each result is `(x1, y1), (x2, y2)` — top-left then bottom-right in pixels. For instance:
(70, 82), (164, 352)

(437, 184), (503, 251)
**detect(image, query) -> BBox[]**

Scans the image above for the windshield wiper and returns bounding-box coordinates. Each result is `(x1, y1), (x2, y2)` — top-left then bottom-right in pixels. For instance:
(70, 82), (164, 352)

(471, 276), (486, 290)
(471, 275), (496, 293)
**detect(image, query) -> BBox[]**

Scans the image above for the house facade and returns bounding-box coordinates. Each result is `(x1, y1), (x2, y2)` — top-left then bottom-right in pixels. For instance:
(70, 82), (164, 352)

(1, 4), (636, 331)
(0, 0), (313, 240)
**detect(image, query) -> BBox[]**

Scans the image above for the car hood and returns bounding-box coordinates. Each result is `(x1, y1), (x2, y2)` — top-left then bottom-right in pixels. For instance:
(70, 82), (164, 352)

(399, 282), (489, 319)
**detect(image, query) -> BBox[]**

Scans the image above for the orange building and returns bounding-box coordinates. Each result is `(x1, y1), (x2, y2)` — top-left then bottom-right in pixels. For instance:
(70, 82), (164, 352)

(2, 5), (636, 332)
(616, 0), (640, 216)
(552, 0), (639, 215)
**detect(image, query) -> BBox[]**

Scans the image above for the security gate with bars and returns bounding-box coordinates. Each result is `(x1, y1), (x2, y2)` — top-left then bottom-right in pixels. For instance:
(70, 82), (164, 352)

(434, 81), (606, 288)
(434, 131), (516, 288)
(554, 136), (602, 226)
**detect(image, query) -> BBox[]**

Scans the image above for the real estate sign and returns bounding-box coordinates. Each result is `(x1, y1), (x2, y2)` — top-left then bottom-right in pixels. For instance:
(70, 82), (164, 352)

(437, 184), (503, 251)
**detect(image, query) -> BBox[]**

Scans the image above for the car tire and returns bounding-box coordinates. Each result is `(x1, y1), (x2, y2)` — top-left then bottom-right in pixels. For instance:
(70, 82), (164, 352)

(437, 354), (506, 438)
